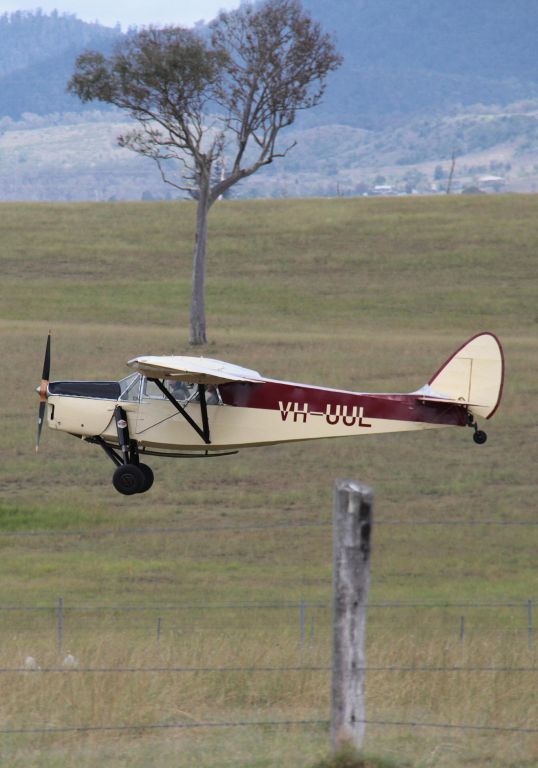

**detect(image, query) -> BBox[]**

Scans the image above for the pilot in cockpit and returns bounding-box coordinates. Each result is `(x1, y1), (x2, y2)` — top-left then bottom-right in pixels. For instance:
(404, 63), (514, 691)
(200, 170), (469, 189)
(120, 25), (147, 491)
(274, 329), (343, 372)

(167, 380), (219, 405)
(205, 384), (219, 405)
(169, 380), (190, 402)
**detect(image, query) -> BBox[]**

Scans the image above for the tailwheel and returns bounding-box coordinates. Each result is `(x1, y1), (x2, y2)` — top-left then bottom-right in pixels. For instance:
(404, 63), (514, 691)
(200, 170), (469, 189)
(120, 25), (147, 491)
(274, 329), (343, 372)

(113, 464), (145, 495)
(138, 463), (154, 493)
(468, 414), (487, 445)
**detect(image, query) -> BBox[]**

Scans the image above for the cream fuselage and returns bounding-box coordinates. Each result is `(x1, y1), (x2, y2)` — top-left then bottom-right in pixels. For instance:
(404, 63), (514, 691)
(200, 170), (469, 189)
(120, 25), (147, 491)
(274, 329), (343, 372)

(46, 374), (467, 454)
(37, 333), (504, 495)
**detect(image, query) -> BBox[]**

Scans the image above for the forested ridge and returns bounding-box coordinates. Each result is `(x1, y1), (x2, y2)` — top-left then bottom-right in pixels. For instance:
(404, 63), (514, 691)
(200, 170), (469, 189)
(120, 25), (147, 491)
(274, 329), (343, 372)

(2, 3), (538, 123)
(0, 11), (120, 117)
(1, 4), (538, 200)
(301, 0), (538, 126)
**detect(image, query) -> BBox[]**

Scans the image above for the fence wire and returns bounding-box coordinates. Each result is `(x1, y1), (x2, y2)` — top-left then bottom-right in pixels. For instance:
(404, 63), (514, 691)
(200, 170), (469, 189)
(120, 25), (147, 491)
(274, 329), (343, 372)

(0, 599), (534, 611)
(1, 665), (536, 674)
(0, 717), (536, 736)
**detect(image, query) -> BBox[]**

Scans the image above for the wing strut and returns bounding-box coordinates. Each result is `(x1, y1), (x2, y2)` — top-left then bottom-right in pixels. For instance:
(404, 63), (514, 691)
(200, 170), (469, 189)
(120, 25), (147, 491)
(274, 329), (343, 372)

(198, 384), (211, 443)
(148, 378), (211, 445)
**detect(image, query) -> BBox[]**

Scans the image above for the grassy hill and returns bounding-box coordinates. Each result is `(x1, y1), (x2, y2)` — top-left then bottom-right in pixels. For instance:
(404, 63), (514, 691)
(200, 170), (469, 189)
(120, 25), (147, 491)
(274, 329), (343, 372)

(0, 196), (537, 766)
(2, 102), (538, 201)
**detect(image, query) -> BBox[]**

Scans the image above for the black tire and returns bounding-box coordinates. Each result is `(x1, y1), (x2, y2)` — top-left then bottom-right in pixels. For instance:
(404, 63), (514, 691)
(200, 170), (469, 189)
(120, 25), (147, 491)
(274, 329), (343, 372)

(113, 464), (145, 495)
(473, 430), (487, 445)
(138, 463), (154, 493)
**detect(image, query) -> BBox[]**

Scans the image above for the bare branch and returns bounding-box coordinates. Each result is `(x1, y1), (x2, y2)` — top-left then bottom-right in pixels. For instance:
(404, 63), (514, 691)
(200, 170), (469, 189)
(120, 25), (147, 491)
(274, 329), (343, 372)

(67, 2), (342, 343)
(68, 4), (341, 202)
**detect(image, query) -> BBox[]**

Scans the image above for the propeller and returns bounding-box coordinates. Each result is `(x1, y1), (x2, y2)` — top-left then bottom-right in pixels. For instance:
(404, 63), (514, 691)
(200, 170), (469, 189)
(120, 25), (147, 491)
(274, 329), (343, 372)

(36, 333), (51, 452)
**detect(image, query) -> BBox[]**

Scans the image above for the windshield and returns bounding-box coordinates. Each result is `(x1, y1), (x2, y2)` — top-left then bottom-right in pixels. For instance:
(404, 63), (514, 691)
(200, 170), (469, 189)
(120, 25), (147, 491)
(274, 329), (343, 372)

(118, 373), (142, 402)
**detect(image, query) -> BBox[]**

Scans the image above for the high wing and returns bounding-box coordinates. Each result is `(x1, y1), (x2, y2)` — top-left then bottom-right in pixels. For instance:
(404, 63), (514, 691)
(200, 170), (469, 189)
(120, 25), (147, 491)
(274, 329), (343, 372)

(127, 355), (267, 385)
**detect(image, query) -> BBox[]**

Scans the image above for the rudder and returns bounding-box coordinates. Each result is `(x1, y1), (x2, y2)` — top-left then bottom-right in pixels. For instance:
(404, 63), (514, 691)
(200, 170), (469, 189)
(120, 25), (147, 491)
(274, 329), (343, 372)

(428, 332), (504, 419)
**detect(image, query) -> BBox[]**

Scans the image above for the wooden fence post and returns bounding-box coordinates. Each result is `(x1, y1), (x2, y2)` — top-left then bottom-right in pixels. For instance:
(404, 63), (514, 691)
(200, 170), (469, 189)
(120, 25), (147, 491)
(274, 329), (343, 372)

(331, 479), (373, 753)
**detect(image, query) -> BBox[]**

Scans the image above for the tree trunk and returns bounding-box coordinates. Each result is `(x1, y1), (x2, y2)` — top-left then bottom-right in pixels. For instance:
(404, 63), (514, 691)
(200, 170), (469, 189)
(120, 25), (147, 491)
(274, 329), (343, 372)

(189, 177), (210, 345)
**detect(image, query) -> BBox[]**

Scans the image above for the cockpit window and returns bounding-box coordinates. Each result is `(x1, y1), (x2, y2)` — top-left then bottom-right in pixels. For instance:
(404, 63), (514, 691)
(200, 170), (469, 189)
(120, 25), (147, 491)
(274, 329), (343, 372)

(141, 378), (198, 403)
(119, 373), (141, 402)
(140, 378), (221, 405)
(143, 378), (167, 399)
(166, 380), (197, 403)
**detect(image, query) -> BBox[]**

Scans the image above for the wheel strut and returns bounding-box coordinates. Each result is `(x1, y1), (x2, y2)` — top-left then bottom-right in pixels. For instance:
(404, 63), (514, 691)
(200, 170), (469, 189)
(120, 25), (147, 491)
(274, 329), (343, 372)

(114, 406), (133, 465)
(107, 407), (154, 493)
(468, 413), (487, 445)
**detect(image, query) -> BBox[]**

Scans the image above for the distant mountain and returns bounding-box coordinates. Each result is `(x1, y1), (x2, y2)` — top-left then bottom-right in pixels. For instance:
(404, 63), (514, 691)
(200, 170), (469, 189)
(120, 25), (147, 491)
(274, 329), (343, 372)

(305, 0), (538, 82)
(300, 0), (538, 127)
(0, 11), (120, 117)
(1, 4), (538, 201)
(2, 3), (538, 124)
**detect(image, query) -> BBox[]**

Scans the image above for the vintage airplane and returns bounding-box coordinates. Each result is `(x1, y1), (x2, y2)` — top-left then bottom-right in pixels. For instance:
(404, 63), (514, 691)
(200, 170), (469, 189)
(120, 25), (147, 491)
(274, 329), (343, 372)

(36, 332), (504, 495)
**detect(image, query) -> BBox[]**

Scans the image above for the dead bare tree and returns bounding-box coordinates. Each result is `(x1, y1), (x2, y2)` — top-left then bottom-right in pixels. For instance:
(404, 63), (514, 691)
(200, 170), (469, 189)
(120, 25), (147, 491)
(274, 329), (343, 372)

(68, 0), (342, 344)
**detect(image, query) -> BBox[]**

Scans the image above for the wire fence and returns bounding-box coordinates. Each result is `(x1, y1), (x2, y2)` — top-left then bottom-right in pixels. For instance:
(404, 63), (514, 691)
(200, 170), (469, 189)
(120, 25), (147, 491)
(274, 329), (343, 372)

(4, 654), (537, 739)
(1, 598), (535, 610)
(0, 717), (536, 737)
(2, 508), (536, 750)
(1, 599), (536, 746)
(2, 664), (537, 673)
(2, 597), (535, 650)
(7, 629), (536, 740)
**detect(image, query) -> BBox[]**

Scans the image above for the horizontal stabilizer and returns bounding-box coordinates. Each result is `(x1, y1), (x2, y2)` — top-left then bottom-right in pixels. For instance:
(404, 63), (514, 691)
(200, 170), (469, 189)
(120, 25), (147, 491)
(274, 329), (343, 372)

(413, 391), (486, 408)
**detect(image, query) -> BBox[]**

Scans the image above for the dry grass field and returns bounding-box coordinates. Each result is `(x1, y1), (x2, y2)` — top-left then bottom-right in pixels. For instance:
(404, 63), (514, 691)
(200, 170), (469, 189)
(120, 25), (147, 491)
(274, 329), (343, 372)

(0, 196), (537, 767)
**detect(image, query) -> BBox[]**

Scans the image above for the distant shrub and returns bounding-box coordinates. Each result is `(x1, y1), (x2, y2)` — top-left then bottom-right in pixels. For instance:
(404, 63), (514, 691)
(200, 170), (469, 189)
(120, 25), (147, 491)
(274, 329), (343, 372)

(461, 185), (485, 195)
(311, 744), (406, 768)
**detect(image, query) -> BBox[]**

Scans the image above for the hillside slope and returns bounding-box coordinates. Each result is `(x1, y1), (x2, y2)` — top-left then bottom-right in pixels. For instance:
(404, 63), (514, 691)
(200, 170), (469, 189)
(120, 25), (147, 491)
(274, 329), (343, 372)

(2, 103), (538, 200)
(0, 11), (120, 118)
(1, 5), (538, 199)
(3, 3), (538, 124)
(301, 0), (538, 127)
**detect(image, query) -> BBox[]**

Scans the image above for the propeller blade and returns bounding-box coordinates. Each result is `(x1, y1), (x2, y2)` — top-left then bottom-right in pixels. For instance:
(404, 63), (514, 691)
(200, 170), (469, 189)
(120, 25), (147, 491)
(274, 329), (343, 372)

(36, 400), (47, 453)
(36, 333), (51, 452)
(41, 333), (51, 381)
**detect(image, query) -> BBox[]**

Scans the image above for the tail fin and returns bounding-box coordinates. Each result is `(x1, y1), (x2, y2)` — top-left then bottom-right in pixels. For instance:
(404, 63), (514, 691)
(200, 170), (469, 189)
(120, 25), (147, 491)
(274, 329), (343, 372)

(424, 332), (504, 419)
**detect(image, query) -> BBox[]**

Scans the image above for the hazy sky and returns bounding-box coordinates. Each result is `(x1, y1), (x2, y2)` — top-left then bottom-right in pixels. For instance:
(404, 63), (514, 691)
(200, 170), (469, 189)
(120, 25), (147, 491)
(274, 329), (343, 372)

(0, 0), (241, 28)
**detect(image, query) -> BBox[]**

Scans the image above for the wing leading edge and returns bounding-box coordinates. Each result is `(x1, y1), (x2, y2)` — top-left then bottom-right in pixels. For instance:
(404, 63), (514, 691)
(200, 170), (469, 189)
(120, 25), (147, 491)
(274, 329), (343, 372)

(127, 355), (267, 385)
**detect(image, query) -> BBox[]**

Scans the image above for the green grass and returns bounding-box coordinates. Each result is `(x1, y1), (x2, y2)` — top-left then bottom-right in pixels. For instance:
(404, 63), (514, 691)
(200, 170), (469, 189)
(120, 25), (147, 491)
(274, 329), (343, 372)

(0, 196), (537, 767)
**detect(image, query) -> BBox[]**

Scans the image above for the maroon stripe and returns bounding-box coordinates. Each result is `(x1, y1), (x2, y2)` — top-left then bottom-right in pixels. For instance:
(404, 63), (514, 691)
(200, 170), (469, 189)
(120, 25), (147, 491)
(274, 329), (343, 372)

(219, 381), (467, 427)
(486, 334), (505, 420)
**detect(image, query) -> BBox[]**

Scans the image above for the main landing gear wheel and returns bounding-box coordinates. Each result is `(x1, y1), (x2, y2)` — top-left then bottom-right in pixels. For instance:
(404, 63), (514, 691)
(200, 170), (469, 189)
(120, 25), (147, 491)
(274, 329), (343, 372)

(138, 463), (154, 493)
(113, 464), (145, 495)
(473, 429), (487, 445)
